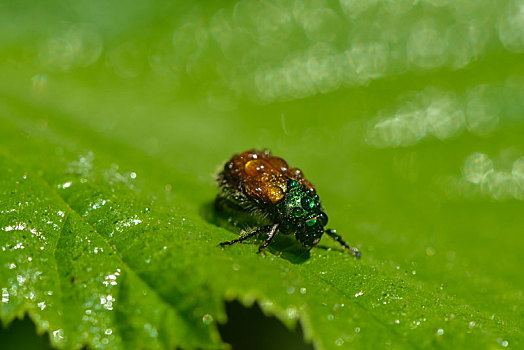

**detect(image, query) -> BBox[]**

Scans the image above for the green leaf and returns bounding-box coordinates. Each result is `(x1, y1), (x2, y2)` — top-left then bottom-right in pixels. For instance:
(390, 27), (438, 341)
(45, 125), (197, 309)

(1, 1), (523, 349)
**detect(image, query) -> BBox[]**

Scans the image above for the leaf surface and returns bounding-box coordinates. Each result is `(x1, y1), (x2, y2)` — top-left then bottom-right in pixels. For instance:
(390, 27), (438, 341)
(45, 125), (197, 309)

(1, 1), (523, 349)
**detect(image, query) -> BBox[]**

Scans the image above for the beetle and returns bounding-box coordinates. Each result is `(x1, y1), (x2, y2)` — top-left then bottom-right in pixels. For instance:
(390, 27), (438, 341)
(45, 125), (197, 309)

(216, 149), (360, 257)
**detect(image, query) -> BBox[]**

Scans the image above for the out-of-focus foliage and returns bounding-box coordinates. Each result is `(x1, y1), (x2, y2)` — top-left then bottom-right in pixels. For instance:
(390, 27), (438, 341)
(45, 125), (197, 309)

(0, 0), (523, 349)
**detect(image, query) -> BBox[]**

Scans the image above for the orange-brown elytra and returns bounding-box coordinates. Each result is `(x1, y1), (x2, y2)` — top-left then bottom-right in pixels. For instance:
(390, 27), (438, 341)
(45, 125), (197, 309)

(216, 149), (361, 257)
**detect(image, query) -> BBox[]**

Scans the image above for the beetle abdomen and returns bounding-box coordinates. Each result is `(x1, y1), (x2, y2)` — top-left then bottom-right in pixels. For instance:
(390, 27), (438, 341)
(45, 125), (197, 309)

(221, 149), (314, 205)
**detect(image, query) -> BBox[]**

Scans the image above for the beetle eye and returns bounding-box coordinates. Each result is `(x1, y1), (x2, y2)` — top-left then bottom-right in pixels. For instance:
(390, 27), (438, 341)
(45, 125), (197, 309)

(305, 217), (317, 226)
(317, 212), (328, 226)
(301, 197), (315, 210)
(293, 207), (304, 217)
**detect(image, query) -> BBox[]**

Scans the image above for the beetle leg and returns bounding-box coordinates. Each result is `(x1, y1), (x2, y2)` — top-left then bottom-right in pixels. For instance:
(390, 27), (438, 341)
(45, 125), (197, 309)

(258, 223), (280, 254)
(219, 225), (273, 247)
(324, 229), (361, 258)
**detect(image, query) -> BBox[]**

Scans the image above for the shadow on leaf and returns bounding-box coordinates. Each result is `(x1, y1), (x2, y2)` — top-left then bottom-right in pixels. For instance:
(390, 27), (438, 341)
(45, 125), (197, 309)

(200, 201), (311, 264)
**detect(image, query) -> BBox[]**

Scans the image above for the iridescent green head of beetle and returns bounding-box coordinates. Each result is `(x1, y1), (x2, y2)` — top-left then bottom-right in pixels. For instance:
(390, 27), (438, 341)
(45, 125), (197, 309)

(279, 179), (328, 248)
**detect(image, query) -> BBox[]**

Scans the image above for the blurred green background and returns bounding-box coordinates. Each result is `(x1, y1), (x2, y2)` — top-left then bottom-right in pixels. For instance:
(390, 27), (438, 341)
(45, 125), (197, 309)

(1, 0), (523, 348)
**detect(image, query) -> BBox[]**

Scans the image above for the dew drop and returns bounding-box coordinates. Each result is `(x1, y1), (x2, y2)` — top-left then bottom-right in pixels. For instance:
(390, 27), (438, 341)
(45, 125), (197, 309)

(52, 329), (64, 341)
(143, 323), (158, 338)
(468, 321), (475, 329)
(17, 275), (26, 285)
(286, 307), (299, 320)
(501, 340), (509, 347)
(426, 247), (435, 256)
(300, 287), (307, 294)
(1, 288), (9, 303)
(335, 337), (344, 346)
(202, 313), (214, 325)
(437, 328), (444, 336)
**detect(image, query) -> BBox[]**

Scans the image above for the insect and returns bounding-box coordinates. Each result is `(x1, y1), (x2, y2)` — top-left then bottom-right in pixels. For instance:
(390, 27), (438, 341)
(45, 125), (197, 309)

(216, 149), (361, 257)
